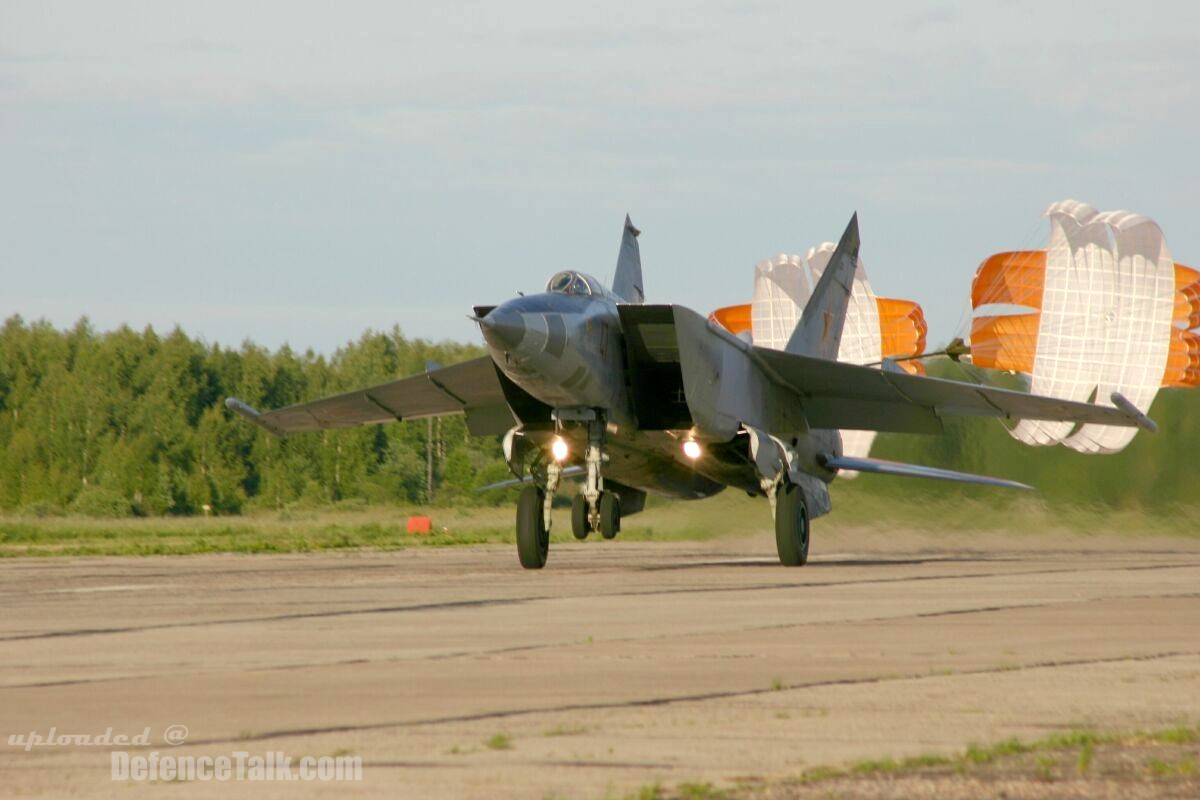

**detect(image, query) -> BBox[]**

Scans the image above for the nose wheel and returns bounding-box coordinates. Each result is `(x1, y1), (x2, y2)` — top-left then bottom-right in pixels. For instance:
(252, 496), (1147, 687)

(570, 491), (621, 541)
(571, 494), (590, 540)
(597, 492), (620, 539)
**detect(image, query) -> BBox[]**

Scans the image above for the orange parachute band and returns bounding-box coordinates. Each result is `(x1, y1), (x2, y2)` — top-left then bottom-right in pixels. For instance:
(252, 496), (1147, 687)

(708, 304), (752, 336)
(876, 298), (928, 359)
(1164, 327), (1200, 388)
(1176, 264), (1200, 330)
(709, 298), (929, 372)
(970, 252), (1200, 387)
(971, 251), (1046, 309)
(969, 313), (1038, 374)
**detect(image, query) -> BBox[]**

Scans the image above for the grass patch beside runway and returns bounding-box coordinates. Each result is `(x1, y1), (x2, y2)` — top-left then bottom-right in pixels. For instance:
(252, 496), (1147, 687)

(637, 724), (1200, 799)
(0, 491), (765, 557)
(1, 488), (1197, 557)
(830, 481), (1200, 538)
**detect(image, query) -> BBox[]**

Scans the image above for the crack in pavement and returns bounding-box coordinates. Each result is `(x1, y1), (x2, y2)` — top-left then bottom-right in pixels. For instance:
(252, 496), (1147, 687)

(4, 561), (1198, 644)
(87, 649), (1200, 752)
(8, 590), (1198, 691)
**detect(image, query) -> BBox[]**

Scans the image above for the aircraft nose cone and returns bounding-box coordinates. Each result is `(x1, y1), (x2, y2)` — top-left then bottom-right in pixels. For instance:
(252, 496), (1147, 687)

(480, 307), (527, 351)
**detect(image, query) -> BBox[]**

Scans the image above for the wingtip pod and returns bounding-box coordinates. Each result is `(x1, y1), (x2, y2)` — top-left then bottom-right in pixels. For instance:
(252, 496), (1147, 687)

(225, 397), (286, 438)
(224, 396), (255, 416)
(1110, 392), (1158, 434)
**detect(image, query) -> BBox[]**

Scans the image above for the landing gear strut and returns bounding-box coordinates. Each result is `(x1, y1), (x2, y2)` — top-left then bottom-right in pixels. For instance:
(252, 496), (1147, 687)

(576, 414), (620, 541)
(519, 411), (621, 568)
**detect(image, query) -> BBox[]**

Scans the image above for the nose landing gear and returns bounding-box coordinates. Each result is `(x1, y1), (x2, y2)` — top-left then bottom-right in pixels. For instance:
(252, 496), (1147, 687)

(571, 494), (589, 540)
(517, 410), (620, 569)
(597, 491), (620, 539)
(571, 489), (621, 541)
(577, 413), (621, 541)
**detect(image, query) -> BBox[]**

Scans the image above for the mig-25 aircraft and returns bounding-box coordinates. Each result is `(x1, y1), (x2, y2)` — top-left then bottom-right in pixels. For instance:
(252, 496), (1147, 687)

(226, 214), (1156, 569)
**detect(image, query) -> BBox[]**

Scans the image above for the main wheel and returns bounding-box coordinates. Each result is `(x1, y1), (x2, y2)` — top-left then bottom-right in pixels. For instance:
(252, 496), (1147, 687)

(774, 481), (810, 567)
(571, 494), (590, 540)
(598, 491), (620, 540)
(516, 485), (549, 569)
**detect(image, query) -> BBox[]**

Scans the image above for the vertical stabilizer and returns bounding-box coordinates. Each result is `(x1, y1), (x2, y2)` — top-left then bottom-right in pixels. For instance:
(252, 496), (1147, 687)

(612, 214), (645, 304)
(785, 213), (860, 359)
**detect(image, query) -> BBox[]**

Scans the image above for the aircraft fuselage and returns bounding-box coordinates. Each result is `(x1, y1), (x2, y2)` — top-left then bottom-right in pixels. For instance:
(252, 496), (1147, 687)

(480, 284), (635, 428)
(478, 274), (731, 501)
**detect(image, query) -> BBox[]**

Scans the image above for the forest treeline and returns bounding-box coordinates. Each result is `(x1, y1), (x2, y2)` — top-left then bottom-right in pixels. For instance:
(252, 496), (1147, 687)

(0, 316), (1196, 517)
(0, 316), (511, 516)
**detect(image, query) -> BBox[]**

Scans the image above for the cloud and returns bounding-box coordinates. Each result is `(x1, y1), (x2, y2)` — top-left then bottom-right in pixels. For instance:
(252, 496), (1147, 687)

(518, 24), (711, 49)
(896, 5), (960, 31)
(0, 48), (79, 64)
(1, 0), (1196, 354)
(166, 38), (242, 55)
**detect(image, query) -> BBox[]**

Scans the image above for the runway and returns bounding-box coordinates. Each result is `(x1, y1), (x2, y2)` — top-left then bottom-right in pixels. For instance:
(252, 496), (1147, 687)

(3, 532), (1199, 797)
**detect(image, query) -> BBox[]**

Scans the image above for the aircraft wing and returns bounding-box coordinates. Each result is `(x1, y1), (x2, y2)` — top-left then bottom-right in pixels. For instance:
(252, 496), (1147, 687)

(620, 304), (1156, 440)
(751, 345), (1156, 434)
(225, 356), (514, 436)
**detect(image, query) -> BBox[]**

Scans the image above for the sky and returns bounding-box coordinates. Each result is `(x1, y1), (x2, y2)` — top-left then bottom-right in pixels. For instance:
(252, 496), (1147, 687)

(2, 1), (1197, 354)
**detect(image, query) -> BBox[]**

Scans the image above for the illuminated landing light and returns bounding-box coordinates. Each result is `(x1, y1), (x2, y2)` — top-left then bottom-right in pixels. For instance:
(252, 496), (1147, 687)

(551, 437), (569, 462)
(682, 440), (702, 460)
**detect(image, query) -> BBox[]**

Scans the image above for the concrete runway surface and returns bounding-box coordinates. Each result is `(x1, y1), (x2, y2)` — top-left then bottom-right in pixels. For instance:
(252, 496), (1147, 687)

(2, 531), (1199, 798)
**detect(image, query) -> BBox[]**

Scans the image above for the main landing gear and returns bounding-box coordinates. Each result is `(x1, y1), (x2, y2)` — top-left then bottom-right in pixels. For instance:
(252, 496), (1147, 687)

(773, 479), (810, 567)
(516, 484), (548, 569)
(517, 412), (620, 569)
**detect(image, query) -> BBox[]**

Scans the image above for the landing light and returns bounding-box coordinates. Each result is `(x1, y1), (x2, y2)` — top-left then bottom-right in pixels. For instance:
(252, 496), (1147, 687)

(551, 437), (569, 462)
(682, 440), (702, 460)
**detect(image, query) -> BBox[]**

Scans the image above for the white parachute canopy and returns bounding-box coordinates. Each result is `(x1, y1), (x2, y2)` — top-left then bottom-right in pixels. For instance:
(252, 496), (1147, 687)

(750, 247), (881, 468)
(1004, 200), (1176, 454)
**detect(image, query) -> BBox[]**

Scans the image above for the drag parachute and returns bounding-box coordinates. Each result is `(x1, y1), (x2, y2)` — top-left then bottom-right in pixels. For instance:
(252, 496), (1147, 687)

(969, 199), (1197, 453)
(710, 246), (928, 470)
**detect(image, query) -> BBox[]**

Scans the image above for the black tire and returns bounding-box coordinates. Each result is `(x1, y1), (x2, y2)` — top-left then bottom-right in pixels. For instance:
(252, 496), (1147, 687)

(774, 481), (810, 567)
(571, 494), (590, 540)
(598, 491), (620, 540)
(516, 485), (548, 569)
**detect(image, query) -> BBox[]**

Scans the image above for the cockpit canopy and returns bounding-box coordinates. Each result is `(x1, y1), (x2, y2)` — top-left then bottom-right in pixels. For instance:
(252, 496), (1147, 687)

(546, 270), (596, 296)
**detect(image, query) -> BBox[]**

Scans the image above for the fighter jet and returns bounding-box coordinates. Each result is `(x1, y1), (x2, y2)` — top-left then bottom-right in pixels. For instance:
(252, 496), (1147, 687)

(226, 214), (1156, 569)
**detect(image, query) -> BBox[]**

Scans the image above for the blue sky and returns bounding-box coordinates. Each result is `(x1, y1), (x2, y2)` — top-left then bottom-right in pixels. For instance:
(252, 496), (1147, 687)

(3, 1), (1197, 353)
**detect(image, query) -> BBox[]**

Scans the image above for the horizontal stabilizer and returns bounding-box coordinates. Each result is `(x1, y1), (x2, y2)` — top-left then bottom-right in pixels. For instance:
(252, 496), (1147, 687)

(819, 454), (1032, 491)
(477, 466), (585, 493)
